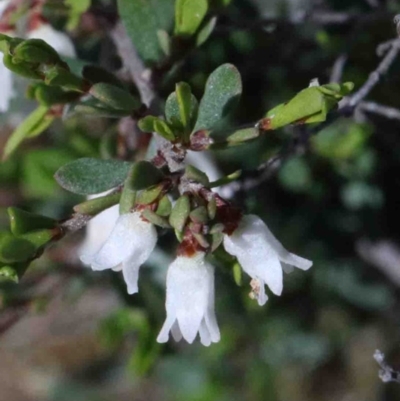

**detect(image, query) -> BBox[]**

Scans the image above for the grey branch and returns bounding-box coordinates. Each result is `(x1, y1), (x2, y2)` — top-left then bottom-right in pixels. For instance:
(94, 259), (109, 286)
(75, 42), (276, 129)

(110, 22), (155, 108)
(359, 101), (400, 120)
(60, 213), (92, 234)
(347, 37), (400, 108)
(330, 54), (348, 84)
(374, 350), (400, 384)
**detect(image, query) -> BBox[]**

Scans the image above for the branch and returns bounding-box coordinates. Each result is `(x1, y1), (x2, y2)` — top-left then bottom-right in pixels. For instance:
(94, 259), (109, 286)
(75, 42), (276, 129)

(347, 34), (400, 107)
(359, 101), (400, 121)
(110, 22), (156, 108)
(330, 54), (348, 84)
(60, 213), (92, 234)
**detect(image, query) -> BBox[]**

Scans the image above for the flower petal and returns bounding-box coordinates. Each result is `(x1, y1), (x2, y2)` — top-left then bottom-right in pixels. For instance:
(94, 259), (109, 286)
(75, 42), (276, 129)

(223, 215), (283, 296)
(157, 313), (176, 344)
(282, 263), (295, 274)
(199, 320), (211, 346)
(121, 217), (157, 294)
(205, 269), (221, 343)
(79, 203), (119, 265)
(163, 253), (217, 344)
(88, 213), (145, 271)
(280, 253), (313, 271)
(245, 215), (312, 271)
(256, 278), (268, 306)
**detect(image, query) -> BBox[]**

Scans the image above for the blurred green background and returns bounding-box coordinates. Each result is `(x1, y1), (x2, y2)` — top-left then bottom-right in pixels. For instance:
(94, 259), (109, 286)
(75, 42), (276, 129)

(1, 0), (400, 400)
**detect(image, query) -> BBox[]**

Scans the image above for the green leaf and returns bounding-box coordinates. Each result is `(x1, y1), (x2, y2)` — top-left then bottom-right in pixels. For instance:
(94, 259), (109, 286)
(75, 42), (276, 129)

(142, 209), (171, 228)
(194, 64), (242, 132)
(259, 82), (354, 131)
(3, 106), (55, 160)
(226, 127), (259, 144)
(136, 184), (164, 205)
(0, 234), (36, 264)
(153, 119), (176, 141)
(55, 158), (131, 195)
(73, 97), (132, 118)
(2, 53), (42, 79)
(169, 195), (190, 232)
(30, 84), (79, 106)
(8, 207), (57, 235)
(118, 0), (175, 65)
(21, 229), (56, 250)
(175, 0), (208, 36)
(184, 165), (209, 186)
(12, 39), (60, 64)
(196, 16), (217, 47)
(126, 161), (164, 191)
(0, 266), (19, 283)
(44, 65), (86, 92)
(74, 192), (122, 216)
(189, 206), (208, 223)
(138, 116), (159, 132)
(156, 195), (172, 216)
(138, 116), (176, 140)
(66, 0), (91, 30)
(165, 90), (198, 130)
(89, 83), (141, 111)
(176, 82), (192, 129)
(119, 186), (137, 214)
(157, 30), (171, 56)
(233, 262), (242, 286)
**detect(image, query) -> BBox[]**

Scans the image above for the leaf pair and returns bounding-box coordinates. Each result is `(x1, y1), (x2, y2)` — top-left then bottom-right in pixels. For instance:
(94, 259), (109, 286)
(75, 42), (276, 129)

(138, 63), (242, 145)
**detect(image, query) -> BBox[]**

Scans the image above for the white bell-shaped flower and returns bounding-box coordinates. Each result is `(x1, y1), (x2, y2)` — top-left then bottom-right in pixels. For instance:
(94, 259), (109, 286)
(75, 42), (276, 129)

(27, 23), (76, 58)
(157, 252), (220, 346)
(78, 192), (119, 259)
(223, 214), (312, 306)
(81, 211), (157, 295)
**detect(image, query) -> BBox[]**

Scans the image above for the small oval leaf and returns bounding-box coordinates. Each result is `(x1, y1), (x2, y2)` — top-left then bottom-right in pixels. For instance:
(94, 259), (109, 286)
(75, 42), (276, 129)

(55, 158), (131, 195)
(194, 64), (242, 132)
(175, 0), (208, 36)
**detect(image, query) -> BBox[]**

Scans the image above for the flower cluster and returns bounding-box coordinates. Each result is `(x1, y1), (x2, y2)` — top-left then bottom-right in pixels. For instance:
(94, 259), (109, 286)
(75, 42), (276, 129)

(81, 190), (312, 346)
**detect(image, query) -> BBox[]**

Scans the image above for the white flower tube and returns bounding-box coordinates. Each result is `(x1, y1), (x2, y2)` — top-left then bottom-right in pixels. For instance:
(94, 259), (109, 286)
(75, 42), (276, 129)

(223, 214), (312, 306)
(27, 23), (76, 58)
(81, 211), (157, 295)
(78, 199), (119, 260)
(157, 252), (220, 346)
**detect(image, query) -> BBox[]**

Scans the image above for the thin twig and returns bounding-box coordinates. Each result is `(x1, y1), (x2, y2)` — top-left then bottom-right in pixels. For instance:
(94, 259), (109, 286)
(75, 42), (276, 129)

(359, 101), (400, 120)
(347, 20), (400, 108)
(330, 54), (348, 83)
(110, 22), (155, 108)
(60, 213), (92, 234)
